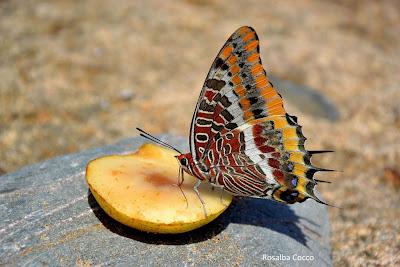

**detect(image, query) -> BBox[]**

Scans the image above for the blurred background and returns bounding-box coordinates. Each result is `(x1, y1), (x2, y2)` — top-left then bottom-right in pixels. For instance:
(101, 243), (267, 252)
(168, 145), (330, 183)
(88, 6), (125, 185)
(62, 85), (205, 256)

(0, 0), (399, 265)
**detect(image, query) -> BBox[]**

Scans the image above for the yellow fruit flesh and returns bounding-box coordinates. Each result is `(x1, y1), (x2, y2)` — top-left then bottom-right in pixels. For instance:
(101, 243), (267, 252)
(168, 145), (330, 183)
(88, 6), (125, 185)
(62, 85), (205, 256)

(86, 143), (232, 234)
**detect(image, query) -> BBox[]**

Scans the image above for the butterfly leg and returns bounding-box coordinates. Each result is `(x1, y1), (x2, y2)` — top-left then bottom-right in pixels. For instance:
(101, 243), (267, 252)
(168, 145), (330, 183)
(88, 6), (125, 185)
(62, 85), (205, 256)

(175, 166), (188, 208)
(211, 184), (225, 204)
(178, 166), (184, 186)
(194, 180), (208, 218)
(219, 187), (225, 204)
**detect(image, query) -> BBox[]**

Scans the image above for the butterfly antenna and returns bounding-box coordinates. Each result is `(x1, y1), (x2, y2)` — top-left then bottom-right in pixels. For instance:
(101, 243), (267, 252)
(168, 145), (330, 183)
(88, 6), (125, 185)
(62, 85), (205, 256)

(136, 128), (182, 154)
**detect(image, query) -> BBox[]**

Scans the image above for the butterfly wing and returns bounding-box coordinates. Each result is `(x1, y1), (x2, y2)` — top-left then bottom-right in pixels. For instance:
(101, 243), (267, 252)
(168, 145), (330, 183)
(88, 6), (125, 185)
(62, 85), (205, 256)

(190, 26), (330, 204)
(190, 26), (283, 158)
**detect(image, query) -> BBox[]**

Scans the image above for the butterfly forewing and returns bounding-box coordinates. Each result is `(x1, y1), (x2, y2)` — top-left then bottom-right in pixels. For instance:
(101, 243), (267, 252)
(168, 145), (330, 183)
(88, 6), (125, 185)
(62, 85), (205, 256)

(190, 27), (284, 160)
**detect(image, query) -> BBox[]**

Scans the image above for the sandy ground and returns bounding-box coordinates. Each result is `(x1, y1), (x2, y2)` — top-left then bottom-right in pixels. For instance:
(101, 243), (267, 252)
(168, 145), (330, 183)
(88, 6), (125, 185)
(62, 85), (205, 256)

(1, 0), (399, 266)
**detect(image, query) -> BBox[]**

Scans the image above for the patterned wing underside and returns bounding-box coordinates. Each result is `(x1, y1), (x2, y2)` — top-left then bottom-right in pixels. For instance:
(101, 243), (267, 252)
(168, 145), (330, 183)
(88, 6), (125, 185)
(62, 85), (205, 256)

(190, 26), (328, 204)
(190, 26), (284, 156)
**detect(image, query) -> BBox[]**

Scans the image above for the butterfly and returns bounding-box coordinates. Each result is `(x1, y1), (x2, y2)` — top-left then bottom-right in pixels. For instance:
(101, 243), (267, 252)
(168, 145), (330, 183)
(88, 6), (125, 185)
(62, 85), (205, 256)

(138, 26), (333, 214)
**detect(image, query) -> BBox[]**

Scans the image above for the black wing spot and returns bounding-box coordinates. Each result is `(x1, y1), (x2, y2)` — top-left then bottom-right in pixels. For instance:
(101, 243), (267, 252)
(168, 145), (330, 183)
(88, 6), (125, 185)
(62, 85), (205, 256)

(211, 123), (223, 132)
(216, 138), (223, 151)
(286, 113), (298, 125)
(223, 144), (232, 154)
(248, 97), (258, 105)
(239, 131), (246, 151)
(226, 133), (234, 140)
(306, 169), (317, 179)
(254, 113), (265, 119)
(305, 181), (317, 197)
(253, 109), (264, 117)
(303, 154), (311, 165)
(221, 63), (229, 71)
(214, 58), (224, 69)
(221, 109), (234, 121)
(199, 99), (214, 112)
(213, 132), (221, 141)
(196, 133), (209, 142)
(280, 189), (299, 204)
(226, 122), (238, 130)
(208, 150), (214, 163)
(219, 96), (231, 108)
(296, 126), (304, 138)
(206, 79), (226, 91)
(196, 118), (212, 126)
(213, 94), (221, 102)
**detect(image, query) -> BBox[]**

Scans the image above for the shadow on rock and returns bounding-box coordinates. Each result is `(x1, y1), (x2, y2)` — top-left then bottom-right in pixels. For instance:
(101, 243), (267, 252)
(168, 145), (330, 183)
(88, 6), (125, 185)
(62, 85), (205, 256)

(226, 197), (314, 247)
(88, 190), (311, 246)
(87, 190), (228, 245)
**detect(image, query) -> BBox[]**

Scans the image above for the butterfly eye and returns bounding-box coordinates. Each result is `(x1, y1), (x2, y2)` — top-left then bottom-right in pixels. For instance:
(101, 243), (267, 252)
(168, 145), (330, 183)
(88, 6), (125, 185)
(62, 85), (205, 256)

(180, 158), (187, 166)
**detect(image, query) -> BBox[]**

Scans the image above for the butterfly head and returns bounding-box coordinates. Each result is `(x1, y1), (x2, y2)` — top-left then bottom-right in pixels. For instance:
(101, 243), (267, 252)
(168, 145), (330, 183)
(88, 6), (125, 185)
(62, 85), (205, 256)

(176, 153), (194, 176)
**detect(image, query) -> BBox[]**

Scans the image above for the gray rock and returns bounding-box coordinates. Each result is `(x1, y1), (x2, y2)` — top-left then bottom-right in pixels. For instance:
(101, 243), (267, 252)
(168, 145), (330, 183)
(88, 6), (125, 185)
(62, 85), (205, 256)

(271, 76), (340, 122)
(0, 136), (332, 267)
(118, 88), (135, 101)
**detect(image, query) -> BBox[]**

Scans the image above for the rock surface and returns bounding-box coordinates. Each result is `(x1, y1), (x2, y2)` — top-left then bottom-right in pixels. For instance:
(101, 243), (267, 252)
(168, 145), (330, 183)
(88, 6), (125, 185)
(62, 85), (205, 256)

(270, 76), (340, 122)
(0, 136), (331, 266)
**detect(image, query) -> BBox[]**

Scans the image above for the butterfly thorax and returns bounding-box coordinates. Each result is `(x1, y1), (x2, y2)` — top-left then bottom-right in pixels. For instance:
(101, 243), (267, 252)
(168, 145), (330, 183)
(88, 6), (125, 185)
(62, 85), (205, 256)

(177, 153), (209, 181)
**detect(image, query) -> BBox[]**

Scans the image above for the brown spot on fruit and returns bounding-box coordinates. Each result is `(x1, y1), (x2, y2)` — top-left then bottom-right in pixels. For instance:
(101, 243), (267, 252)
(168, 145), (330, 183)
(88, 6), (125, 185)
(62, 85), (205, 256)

(145, 172), (172, 186)
(111, 170), (122, 176)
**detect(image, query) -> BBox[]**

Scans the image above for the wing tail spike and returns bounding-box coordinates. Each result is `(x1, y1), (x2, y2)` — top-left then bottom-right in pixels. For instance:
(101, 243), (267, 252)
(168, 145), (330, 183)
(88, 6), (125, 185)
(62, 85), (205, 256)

(303, 180), (339, 208)
(308, 150), (334, 155)
(314, 167), (343, 173)
(314, 179), (332, 183)
(313, 197), (341, 209)
(315, 167), (336, 172)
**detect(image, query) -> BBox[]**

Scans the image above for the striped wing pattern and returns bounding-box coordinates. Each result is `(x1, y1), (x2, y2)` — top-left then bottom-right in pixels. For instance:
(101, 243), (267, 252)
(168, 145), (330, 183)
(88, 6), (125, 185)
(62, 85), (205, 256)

(190, 26), (328, 204)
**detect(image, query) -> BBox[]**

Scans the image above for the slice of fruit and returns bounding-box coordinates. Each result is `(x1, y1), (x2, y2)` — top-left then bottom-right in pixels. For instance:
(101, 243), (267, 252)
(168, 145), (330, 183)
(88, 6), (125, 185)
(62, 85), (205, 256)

(86, 143), (232, 234)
